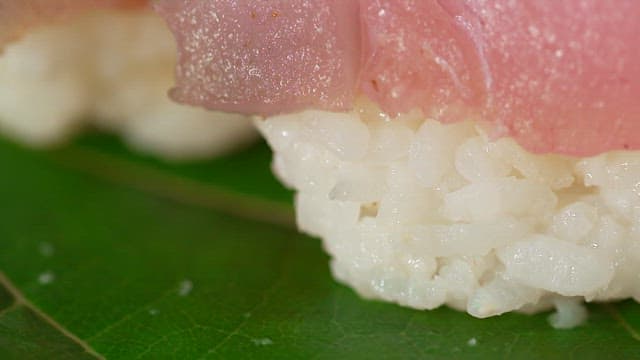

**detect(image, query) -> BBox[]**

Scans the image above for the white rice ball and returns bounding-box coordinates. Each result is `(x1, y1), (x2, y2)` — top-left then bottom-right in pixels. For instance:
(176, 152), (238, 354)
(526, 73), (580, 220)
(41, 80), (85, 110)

(256, 101), (640, 325)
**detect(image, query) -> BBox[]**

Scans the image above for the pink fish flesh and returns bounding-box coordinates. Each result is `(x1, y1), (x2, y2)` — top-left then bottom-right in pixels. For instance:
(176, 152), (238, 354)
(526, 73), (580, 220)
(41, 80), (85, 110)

(155, 0), (640, 156)
(153, 0), (361, 116)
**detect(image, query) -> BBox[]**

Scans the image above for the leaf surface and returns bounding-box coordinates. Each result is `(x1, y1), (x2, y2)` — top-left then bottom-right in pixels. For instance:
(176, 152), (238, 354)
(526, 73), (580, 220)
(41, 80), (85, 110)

(0, 134), (638, 359)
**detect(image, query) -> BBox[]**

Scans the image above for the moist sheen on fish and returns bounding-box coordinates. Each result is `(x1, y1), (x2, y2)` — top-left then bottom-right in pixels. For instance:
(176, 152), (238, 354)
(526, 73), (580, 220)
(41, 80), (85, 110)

(154, 0), (640, 157)
(154, 0), (361, 116)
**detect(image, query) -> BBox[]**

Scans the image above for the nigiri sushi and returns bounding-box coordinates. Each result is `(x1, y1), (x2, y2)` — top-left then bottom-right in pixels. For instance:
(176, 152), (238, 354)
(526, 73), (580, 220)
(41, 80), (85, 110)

(5, 0), (640, 327)
(0, 2), (256, 160)
(153, 0), (640, 326)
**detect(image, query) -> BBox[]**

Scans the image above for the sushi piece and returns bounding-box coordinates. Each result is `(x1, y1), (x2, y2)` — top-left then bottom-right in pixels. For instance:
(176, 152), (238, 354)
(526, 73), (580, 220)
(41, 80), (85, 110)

(0, 2), (257, 160)
(152, 0), (640, 324)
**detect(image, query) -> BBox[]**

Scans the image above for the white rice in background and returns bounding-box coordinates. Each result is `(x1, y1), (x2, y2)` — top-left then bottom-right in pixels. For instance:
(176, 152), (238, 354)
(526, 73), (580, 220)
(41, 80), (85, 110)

(0, 10), (257, 160)
(256, 100), (640, 327)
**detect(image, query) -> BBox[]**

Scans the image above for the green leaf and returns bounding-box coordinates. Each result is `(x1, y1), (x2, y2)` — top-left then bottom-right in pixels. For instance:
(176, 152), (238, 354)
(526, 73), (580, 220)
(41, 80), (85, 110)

(0, 274), (98, 359)
(0, 134), (638, 359)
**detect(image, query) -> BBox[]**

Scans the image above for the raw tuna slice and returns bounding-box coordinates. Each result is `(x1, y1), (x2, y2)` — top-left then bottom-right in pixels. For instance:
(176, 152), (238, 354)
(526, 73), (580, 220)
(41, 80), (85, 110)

(433, 1), (640, 156)
(155, 0), (640, 156)
(154, 0), (361, 115)
(0, 0), (147, 47)
(359, 0), (489, 123)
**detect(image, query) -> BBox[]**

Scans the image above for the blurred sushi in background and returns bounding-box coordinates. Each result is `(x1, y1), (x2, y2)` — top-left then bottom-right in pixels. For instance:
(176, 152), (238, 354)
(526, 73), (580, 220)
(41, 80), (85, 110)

(0, 3), (257, 160)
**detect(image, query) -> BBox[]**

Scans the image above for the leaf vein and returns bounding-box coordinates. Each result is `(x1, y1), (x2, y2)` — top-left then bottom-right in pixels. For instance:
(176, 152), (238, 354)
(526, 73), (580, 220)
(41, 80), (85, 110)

(0, 272), (105, 359)
(196, 244), (295, 359)
(603, 304), (640, 342)
(54, 146), (295, 229)
(86, 285), (180, 342)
